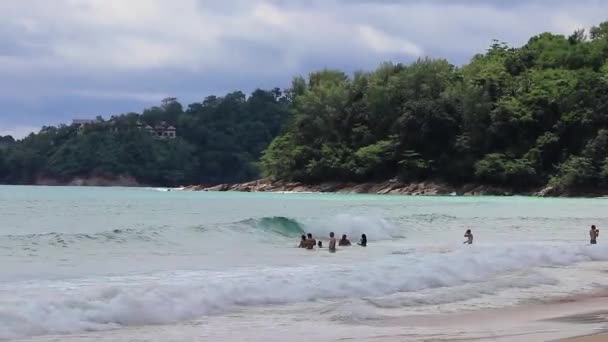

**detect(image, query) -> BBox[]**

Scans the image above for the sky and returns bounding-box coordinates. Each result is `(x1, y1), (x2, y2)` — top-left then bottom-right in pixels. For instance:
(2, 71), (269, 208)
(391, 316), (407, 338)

(1, 0), (607, 138)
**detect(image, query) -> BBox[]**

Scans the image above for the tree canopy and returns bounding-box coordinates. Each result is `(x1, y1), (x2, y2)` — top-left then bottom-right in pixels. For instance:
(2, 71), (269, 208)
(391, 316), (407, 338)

(261, 23), (608, 194)
(0, 91), (290, 186)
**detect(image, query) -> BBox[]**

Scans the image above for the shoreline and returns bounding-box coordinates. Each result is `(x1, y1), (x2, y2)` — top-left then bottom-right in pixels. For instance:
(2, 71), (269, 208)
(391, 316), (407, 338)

(181, 179), (607, 198)
(2, 177), (607, 198)
(371, 293), (608, 342)
(183, 179), (523, 196)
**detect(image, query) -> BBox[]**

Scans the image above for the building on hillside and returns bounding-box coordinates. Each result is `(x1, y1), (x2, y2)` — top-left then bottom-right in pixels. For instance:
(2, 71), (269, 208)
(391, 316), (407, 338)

(144, 124), (155, 135)
(72, 119), (97, 126)
(153, 121), (177, 139)
(73, 117), (176, 139)
(72, 119), (99, 135)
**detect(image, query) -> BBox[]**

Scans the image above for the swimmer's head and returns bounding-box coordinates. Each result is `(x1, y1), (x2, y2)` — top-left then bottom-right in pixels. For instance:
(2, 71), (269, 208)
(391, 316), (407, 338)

(301, 235), (306, 241)
(342, 234), (347, 239)
(307, 233), (313, 239)
(592, 225), (597, 230)
(330, 232), (334, 238)
(317, 241), (322, 247)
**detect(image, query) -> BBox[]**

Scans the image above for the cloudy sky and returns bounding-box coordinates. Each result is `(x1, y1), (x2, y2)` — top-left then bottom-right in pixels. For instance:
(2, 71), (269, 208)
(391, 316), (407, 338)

(1, 0), (607, 138)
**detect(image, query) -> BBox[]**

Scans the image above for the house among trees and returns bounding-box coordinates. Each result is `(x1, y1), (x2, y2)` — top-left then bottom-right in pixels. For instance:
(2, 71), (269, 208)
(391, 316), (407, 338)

(153, 121), (177, 139)
(134, 120), (176, 139)
(72, 119), (97, 127)
(72, 119), (100, 134)
(103, 119), (177, 139)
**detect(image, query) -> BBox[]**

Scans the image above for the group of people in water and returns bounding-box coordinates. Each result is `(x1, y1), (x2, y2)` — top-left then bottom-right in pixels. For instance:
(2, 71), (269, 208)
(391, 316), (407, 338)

(298, 233), (367, 252)
(299, 225), (599, 251)
(460, 225), (599, 245)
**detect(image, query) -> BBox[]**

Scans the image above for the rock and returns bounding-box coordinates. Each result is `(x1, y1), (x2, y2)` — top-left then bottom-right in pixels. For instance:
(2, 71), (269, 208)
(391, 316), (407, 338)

(318, 182), (342, 192)
(536, 185), (558, 197)
(204, 184), (229, 191)
(179, 179), (539, 197)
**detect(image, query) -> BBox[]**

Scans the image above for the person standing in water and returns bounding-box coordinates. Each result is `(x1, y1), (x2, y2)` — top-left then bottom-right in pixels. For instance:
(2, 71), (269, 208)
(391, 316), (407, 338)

(590, 225), (599, 245)
(357, 234), (367, 247)
(339, 234), (351, 246)
(329, 232), (337, 252)
(298, 235), (307, 248)
(463, 229), (473, 245)
(306, 233), (316, 249)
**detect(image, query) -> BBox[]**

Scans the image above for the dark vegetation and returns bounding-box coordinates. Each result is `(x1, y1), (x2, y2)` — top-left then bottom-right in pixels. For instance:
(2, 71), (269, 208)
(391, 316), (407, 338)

(262, 23), (608, 195)
(0, 91), (290, 186)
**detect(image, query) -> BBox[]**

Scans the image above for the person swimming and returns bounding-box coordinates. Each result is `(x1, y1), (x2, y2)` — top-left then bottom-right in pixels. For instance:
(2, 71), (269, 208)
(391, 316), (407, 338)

(590, 225), (599, 245)
(317, 240), (323, 248)
(338, 234), (351, 246)
(306, 233), (316, 250)
(298, 235), (307, 248)
(464, 229), (473, 245)
(329, 232), (336, 252)
(357, 234), (367, 247)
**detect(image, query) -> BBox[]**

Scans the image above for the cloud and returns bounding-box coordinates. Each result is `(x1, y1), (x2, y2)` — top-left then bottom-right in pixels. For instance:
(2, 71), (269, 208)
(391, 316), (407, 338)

(65, 89), (171, 103)
(0, 0), (607, 128)
(0, 125), (40, 139)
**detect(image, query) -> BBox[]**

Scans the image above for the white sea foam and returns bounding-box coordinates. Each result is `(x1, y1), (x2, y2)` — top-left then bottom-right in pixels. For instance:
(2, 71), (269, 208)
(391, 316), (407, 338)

(302, 214), (402, 240)
(1, 242), (607, 339)
(145, 187), (183, 192)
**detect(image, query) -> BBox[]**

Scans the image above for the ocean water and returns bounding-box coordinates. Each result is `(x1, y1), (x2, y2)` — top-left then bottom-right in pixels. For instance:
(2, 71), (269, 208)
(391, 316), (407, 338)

(1, 186), (608, 341)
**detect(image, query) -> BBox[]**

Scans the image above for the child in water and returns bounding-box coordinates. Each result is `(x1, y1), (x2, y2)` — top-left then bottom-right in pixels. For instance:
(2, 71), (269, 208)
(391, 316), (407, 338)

(357, 234), (367, 247)
(590, 225), (599, 244)
(329, 232), (336, 252)
(463, 229), (473, 245)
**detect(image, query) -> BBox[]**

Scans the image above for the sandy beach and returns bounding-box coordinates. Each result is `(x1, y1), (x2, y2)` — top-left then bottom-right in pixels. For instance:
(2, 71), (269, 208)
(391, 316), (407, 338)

(564, 337), (608, 342)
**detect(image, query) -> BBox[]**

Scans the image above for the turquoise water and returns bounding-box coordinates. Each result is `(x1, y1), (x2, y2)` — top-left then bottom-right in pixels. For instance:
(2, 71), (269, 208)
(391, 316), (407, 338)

(1, 186), (608, 340)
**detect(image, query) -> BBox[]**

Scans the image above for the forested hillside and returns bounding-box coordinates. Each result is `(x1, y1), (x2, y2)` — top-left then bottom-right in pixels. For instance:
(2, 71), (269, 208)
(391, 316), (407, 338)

(262, 23), (608, 195)
(0, 90), (290, 186)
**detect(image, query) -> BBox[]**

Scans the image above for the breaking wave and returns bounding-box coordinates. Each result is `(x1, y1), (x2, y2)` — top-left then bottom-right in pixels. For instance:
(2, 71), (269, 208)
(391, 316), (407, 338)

(0, 214), (401, 250)
(1, 243), (608, 339)
(242, 215), (402, 240)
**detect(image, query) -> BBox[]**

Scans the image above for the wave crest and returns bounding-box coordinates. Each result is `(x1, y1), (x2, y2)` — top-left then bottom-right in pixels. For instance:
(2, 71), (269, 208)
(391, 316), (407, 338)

(2, 243), (607, 339)
(242, 215), (401, 240)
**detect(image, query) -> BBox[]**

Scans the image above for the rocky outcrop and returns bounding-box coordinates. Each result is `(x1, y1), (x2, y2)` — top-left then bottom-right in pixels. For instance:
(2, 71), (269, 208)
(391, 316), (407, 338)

(536, 185), (558, 197)
(184, 178), (521, 196)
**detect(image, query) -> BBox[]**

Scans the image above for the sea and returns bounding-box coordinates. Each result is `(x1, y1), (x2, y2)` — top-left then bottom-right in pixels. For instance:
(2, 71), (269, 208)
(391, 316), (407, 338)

(1, 185), (608, 341)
